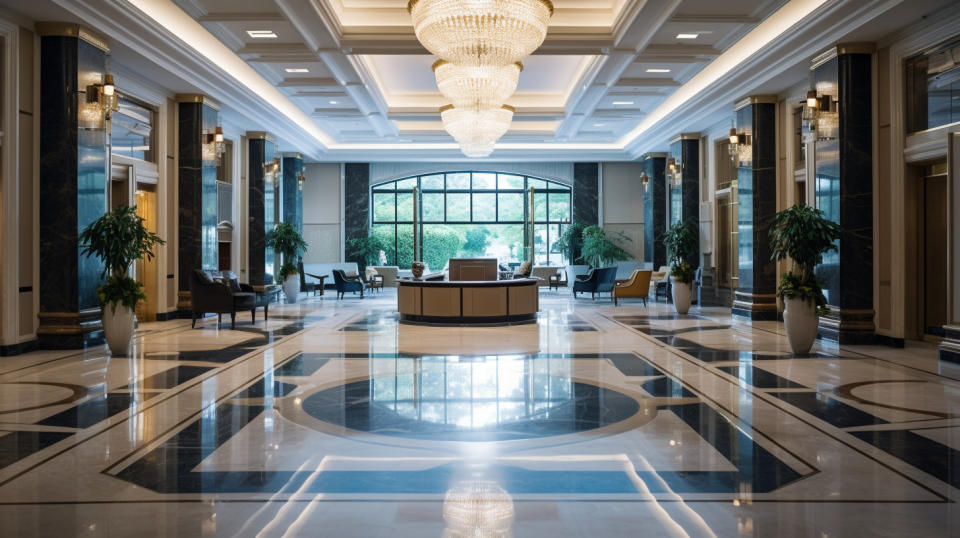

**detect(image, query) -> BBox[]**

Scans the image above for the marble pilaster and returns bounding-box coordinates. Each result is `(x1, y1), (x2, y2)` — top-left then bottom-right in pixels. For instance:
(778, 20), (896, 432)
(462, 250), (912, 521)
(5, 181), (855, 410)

(813, 49), (875, 344)
(669, 135), (700, 270)
(36, 28), (108, 349)
(248, 134), (278, 286)
(573, 163), (599, 226)
(344, 163), (371, 271)
(176, 97), (219, 314)
(642, 154), (668, 269)
(732, 99), (778, 321)
(282, 154), (304, 233)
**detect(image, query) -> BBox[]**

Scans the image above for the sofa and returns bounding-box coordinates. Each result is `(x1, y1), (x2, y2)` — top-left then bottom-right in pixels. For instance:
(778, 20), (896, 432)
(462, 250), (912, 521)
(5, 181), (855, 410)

(531, 266), (561, 287)
(368, 266), (400, 287)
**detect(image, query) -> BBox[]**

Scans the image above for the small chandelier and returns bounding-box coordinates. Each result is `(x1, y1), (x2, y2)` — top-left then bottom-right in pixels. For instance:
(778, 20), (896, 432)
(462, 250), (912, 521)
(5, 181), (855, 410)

(87, 73), (119, 122)
(408, 0), (554, 66)
(434, 60), (522, 110)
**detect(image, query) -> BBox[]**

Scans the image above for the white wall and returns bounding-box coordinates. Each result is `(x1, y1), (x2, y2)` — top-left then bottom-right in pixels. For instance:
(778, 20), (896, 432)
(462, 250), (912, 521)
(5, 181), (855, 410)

(302, 163), (342, 263)
(601, 162), (644, 261)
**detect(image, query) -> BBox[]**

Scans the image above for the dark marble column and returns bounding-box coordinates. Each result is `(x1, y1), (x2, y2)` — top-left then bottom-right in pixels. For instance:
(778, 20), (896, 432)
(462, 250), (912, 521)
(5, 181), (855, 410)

(344, 163), (370, 271)
(642, 153), (667, 269)
(176, 96), (219, 315)
(732, 98), (778, 321)
(248, 133), (278, 286)
(573, 163), (599, 226)
(36, 26), (108, 349)
(282, 154), (304, 232)
(813, 48), (875, 344)
(669, 135), (700, 270)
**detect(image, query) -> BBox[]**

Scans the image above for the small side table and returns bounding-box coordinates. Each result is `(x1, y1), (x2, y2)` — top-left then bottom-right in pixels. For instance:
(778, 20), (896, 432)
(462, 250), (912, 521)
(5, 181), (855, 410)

(548, 274), (567, 290)
(367, 274), (384, 292)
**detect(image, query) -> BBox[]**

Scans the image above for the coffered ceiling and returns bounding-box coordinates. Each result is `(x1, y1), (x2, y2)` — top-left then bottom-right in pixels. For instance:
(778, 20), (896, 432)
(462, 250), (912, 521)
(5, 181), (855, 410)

(4, 0), (955, 161)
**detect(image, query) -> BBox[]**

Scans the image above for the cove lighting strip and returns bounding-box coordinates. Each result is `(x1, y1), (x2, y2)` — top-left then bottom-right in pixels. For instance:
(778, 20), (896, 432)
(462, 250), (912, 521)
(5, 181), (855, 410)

(126, 0), (335, 149)
(129, 0), (831, 155)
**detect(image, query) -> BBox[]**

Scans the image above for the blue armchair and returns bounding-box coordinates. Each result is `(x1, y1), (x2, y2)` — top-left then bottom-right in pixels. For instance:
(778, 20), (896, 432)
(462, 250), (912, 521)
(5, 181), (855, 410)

(332, 269), (364, 299)
(573, 267), (618, 300)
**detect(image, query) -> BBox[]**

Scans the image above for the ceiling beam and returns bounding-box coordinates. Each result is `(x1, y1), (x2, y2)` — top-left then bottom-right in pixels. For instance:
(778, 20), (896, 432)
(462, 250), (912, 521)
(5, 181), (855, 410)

(670, 14), (759, 24)
(641, 44), (719, 58)
(614, 78), (680, 87)
(277, 77), (341, 88)
(197, 13), (285, 22)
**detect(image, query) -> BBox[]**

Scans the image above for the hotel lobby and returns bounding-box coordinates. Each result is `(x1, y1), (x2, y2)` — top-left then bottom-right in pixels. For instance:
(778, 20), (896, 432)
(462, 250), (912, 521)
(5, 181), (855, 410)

(0, 0), (959, 536)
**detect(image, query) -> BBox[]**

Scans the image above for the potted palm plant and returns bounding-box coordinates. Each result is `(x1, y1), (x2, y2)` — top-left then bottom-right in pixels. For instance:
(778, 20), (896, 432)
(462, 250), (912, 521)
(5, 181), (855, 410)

(554, 221), (589, 286)
(79, 205), (164, 356)
(266, 222), (308, 304)
(581, 225), (632, 268)
(661, 219), (698, 314)
(769, 204), (842, 354)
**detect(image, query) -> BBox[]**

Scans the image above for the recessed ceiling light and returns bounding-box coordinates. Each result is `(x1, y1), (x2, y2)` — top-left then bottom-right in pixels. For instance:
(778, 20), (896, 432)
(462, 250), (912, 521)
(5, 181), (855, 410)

(676, 33), (699, 39)
(285, 68), (309, 73)
(329, 100), (338, 105)
(646, 68), (671, 73)
(612, 101), (634, 106)
(593, 123), (606, 127)
(247, 30), (277, 39)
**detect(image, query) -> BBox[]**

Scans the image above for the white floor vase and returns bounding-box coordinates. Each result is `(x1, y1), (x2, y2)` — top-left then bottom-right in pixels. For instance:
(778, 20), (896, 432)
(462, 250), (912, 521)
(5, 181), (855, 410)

(783, 297), (818, 354)
(283, 275), (300, 304)
(672, 281), (692, 315)
(103, 304), (134, 356)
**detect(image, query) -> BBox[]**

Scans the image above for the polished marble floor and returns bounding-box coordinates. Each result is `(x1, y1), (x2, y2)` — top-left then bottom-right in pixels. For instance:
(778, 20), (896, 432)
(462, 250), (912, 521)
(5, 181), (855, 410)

(0, 288), (958, 537)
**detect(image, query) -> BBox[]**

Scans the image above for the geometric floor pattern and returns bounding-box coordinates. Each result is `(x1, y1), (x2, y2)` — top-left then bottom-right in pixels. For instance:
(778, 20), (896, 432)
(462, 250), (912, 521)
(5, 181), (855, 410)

(0, 290), (957, 536)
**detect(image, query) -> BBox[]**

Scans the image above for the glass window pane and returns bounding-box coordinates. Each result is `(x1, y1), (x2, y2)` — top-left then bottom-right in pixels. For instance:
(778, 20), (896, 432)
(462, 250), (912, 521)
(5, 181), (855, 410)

(534, 224), (548, 265)
(472, 172), (496, 189)
(447, 193), (470, 221)
(372, 224), (396, 265)
(422, 193), (444, 221)
(397, 192), (413, 221)
(473, 193), (496, 221)
(498, 193), (524, 221)
(373, 182), (393, 191)
(498, 174), (524, 189)
(528, 178), (547, 190)
(111, 97), (153, 161)
(373, 192), (395, 222)
(396, 177), (417, 190)
(534, 192), (547, 221)
(548, 192), (569, 221)
(397, 224), (414, 268)
(446, 173), (470, 189)
(550, 223), (568, 265)
(422, 224), (465, 271)
(421, 174), (444, 190)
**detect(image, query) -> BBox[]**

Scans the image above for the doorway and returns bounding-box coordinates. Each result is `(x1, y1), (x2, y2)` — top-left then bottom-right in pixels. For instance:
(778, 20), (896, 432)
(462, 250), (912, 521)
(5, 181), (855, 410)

(135, 188), (158, 321)
(922, 161), (948, 336)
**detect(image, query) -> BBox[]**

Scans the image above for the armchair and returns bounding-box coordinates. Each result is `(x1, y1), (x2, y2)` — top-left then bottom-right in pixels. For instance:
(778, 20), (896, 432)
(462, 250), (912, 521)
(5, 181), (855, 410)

(572, 267), (617, 300)
(188, 269), (256, 329)
(332, 269), (364, 299)
(614, 270), (653, 306)
(299, 262), (325, 297)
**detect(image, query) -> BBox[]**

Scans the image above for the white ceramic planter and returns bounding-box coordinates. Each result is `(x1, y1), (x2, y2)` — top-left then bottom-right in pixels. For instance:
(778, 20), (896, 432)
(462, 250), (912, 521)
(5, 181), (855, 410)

(282, 274), (300, 304)
(565, 265), (590, 288)
(672, 281), (692, 315)
(103, 303), (134, 356)
(784, 297), (818, 354)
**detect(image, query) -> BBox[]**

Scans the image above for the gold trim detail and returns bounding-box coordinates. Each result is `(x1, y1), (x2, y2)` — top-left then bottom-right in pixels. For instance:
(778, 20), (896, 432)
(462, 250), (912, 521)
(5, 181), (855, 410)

(669, 132), (700, 144)
(439, 104), (455, 113)
(642, 152), (667, 160)
(175, 94), (220, 110)
(35, 22), (109, 52)
(246, 131), (276, 142)
(836, 42), (875, 55)
(502, 104), (516, 113)
(433, 59), (524, 72)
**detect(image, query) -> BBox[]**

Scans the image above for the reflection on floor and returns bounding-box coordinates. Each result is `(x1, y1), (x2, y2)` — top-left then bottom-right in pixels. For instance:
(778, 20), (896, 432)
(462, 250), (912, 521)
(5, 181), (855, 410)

(0, 289), (957, 536)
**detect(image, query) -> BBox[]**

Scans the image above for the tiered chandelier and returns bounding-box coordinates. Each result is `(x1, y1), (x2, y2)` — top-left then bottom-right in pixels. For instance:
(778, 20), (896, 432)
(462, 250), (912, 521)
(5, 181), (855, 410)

(408, 0), (554, 157)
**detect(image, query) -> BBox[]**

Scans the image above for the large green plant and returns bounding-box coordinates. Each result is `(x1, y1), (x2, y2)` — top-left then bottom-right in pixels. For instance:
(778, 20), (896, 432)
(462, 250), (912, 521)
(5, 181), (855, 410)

(266, 222), (308, 281)
(345, 234), (386, 267)
(553, 221), (587, 265)
(79, 205), (165, 311)
(580, 225), (631, 268)
(769, 204), (842, 314)
(661, 219), (697, 283)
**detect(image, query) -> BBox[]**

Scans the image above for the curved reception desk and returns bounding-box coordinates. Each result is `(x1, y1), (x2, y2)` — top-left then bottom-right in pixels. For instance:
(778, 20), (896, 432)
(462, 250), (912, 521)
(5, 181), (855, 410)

(398, 279), (539, 323)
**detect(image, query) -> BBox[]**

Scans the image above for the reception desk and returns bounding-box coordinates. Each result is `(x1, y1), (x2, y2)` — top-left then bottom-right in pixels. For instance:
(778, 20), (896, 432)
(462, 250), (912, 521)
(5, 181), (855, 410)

(398, 278), (539, 323)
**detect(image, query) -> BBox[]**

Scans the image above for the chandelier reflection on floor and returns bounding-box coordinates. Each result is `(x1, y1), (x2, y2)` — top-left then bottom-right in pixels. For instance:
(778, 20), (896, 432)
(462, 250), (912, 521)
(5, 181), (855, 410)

(443, 481), (515, 538)
(408, 0), (554, 158)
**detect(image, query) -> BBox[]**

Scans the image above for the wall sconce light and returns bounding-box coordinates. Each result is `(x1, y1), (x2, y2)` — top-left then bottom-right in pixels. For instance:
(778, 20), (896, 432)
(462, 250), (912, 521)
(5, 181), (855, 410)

(298, 171), (306, 191)
(802, 89), (833, 132)
(640, 172), (649, 192)
(667, 157), (682, 187)
(87, 73), (119, 121)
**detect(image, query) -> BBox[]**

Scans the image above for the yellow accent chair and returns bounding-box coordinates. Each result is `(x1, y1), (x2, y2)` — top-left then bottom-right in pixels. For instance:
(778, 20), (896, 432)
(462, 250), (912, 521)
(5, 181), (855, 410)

(614, 269), (653, 306)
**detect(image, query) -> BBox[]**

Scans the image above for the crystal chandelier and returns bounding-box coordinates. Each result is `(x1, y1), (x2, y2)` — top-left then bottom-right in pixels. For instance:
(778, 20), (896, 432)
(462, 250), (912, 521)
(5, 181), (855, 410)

(441, 104), (514, 157)
(433, 60), (522, 110)
(408, 0), (554, 66)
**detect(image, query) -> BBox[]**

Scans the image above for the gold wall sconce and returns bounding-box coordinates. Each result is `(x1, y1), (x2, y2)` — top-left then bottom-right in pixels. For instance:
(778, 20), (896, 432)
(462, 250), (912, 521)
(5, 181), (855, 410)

(802, 89), (833, 131)
(87, 73), (118, 121)
(298, 171), (306, 191)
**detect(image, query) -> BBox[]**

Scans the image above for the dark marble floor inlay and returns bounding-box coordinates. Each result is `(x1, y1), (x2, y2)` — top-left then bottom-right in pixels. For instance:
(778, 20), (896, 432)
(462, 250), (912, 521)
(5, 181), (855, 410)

(37, 392), (160, 429)
(0, 430), (73, 469)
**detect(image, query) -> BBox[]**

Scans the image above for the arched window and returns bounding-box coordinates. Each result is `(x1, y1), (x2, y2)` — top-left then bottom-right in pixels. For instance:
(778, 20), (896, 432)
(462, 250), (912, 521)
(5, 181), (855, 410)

(371, 172), (572, 270)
